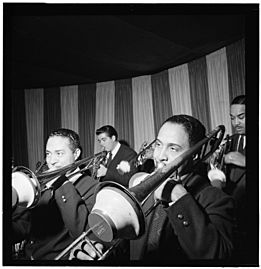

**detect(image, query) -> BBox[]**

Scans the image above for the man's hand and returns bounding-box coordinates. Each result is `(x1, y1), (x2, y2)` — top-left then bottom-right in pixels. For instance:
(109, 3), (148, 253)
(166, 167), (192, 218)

(96, 164), (107, 178)
(69, 240), (104, 260)
(154, 179), (187, 204)
(224, 151), (246, 167)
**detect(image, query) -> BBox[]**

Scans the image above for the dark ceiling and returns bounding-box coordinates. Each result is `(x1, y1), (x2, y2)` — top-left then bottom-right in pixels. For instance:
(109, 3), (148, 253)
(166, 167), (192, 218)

(4, 4), (249, 90)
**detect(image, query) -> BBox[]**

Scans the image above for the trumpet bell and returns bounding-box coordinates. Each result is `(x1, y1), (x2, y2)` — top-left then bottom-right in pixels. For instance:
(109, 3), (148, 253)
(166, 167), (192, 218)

(12, 167), (41, 208)
(208, 168), (226, 183)
(88, 181), (145, 242)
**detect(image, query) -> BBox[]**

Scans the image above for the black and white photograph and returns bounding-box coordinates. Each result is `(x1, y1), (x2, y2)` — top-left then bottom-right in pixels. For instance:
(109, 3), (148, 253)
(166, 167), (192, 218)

(3, 2), (259, 267)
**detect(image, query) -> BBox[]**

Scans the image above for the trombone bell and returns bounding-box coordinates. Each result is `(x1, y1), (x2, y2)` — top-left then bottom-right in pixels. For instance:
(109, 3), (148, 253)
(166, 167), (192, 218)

(12, 168), (41, 208)
(88, 181), (145, 242)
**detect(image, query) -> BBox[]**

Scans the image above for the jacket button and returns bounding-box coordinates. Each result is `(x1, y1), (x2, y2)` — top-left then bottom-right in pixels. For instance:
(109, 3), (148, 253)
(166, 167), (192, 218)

(177, 214), (184, 220)
(62, 195), (67, 202)
(183, 220), (189, 227)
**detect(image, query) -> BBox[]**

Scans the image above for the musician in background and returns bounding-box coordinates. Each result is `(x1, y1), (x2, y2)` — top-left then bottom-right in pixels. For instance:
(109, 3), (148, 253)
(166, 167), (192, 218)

(71, 115), (235, 264)
(12, 128), (98, 260)
(210, 95), (246, 260)
(95, 125), (137, 187)
(224, 95), (246, 198)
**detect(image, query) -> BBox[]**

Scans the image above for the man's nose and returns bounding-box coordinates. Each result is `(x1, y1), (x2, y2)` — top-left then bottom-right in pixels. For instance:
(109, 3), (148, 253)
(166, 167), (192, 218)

(158, 148), (168, 161)
(49, 155), (58, 165)
(234, 117), (240, 126)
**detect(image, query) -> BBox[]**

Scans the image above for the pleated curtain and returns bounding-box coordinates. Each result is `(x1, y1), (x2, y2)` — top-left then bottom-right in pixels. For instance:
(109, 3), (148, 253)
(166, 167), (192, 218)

(168, 64), (192, 116)
(24, 88), (44, 170)
(13, 39), (245, 168)
(60, 85), (79, 133)
(132, 75), (155, 152)
(206, 48), (232, 135)
(94, 81), (115, 153)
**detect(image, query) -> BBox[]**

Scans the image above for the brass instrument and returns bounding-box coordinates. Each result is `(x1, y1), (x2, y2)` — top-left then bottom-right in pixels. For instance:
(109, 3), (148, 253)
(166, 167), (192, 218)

(135, 139), (156, 167)
(55, 125), (225, 260)
(207, 133), (245, 183)
(207, 134), (231, 183)
(12, 151), (107, 208)
(91, 152), (107, 180)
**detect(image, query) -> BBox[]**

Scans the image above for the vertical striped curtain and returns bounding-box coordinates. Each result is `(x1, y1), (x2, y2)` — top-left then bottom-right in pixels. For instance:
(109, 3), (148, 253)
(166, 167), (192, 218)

(115, 79), (135, 148)
(168, 64), (192, 116)
(188, 57), (212, 132)
(151, 70), (173, 135)
(60, 85), (79, 133)
(226, 39), (245, 102)
(78, 84), (96, 158)
(132, 75), (155, 152)
(14, 39), (245, 167)
(11, 89), (28, 167)
(94, 81), (115, 153)
(24, 88), (44, 170)
(44, 87), (61, 140)
(206, 48), (232, 135)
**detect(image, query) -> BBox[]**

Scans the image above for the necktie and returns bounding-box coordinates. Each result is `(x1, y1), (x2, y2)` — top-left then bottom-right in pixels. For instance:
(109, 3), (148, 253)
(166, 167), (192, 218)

(237, 135), (245, 153)
(147, 201), (167, 252)
(106, 152), (113, 167)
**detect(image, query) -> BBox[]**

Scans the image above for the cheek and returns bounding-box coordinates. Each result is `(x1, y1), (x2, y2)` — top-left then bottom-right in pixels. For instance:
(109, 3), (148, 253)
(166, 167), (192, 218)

(153, 148), (160, 160)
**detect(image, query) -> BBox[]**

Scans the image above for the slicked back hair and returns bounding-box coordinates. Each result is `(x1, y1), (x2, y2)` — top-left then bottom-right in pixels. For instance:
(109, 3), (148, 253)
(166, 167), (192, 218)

(96, 125), (118, 140)
(47, 128), (80, 152)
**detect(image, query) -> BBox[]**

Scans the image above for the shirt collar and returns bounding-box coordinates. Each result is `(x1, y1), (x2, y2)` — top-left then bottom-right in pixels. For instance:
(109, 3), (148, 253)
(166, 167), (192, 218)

(110, 141), (121, 159)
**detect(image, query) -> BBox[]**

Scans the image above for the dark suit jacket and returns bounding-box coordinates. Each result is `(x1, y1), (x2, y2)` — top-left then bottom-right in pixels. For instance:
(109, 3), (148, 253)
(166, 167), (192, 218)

(130, 173), (235, 265)
(224, 135), (246, 255)
(12, 173), (98, 260)
(101, 144), (138, 188)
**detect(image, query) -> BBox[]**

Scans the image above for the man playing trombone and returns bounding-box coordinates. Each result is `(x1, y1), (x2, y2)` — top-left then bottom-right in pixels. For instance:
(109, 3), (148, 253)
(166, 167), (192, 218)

(70, 115), (235, 264)
(12, 128), (99, 260)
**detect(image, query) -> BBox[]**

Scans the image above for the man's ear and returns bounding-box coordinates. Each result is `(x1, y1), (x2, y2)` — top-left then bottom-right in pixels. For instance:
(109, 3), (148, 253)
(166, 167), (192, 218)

(112, 135), (116, 142)
(74, 148), (81, 161)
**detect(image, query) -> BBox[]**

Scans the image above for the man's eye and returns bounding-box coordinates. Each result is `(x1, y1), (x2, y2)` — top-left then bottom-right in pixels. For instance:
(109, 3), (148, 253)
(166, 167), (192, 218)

(239, 115), (245, 120)
(46, 152), (50, 157)
(170, 146), (178, 152)
(57, 152), (63, 157)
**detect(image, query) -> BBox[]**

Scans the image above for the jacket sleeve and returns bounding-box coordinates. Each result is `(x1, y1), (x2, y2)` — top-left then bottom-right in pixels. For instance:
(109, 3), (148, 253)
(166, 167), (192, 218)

(105, 148), (138, 187)
(12, 207), (31, 243)
(54, 177), (97, 239)
(166, 186), (235, 259)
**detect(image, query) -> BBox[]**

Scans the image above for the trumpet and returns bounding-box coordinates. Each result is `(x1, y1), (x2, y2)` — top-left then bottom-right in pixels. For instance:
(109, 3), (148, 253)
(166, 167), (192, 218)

(207, 134), (231, 183)
(55, 125), (225, 260)
(12, 151), (107, 209)
(207, 133), (246, 183)
(135, 139), (156, 167)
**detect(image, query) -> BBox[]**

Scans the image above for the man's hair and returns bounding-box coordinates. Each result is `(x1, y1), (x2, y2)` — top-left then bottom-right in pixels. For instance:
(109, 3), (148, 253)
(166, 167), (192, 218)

(96, 125), (118, 140)
(162, 115), (206, 147)
(47, 128), (80, 152)
(231, 95), (245, 105)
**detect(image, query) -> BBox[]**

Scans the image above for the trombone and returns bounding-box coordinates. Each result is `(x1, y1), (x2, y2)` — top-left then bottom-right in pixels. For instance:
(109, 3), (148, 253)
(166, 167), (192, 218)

(12, 139), (157, 209)
(12, 151), (107, 208)
(55, 125), (225, 260)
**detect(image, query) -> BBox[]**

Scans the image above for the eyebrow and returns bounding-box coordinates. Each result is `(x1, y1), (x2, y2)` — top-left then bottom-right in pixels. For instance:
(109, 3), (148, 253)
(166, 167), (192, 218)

(156, 139), (182, 149)
(230, 112), (245, 117)
(45, 149), (64, 153)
